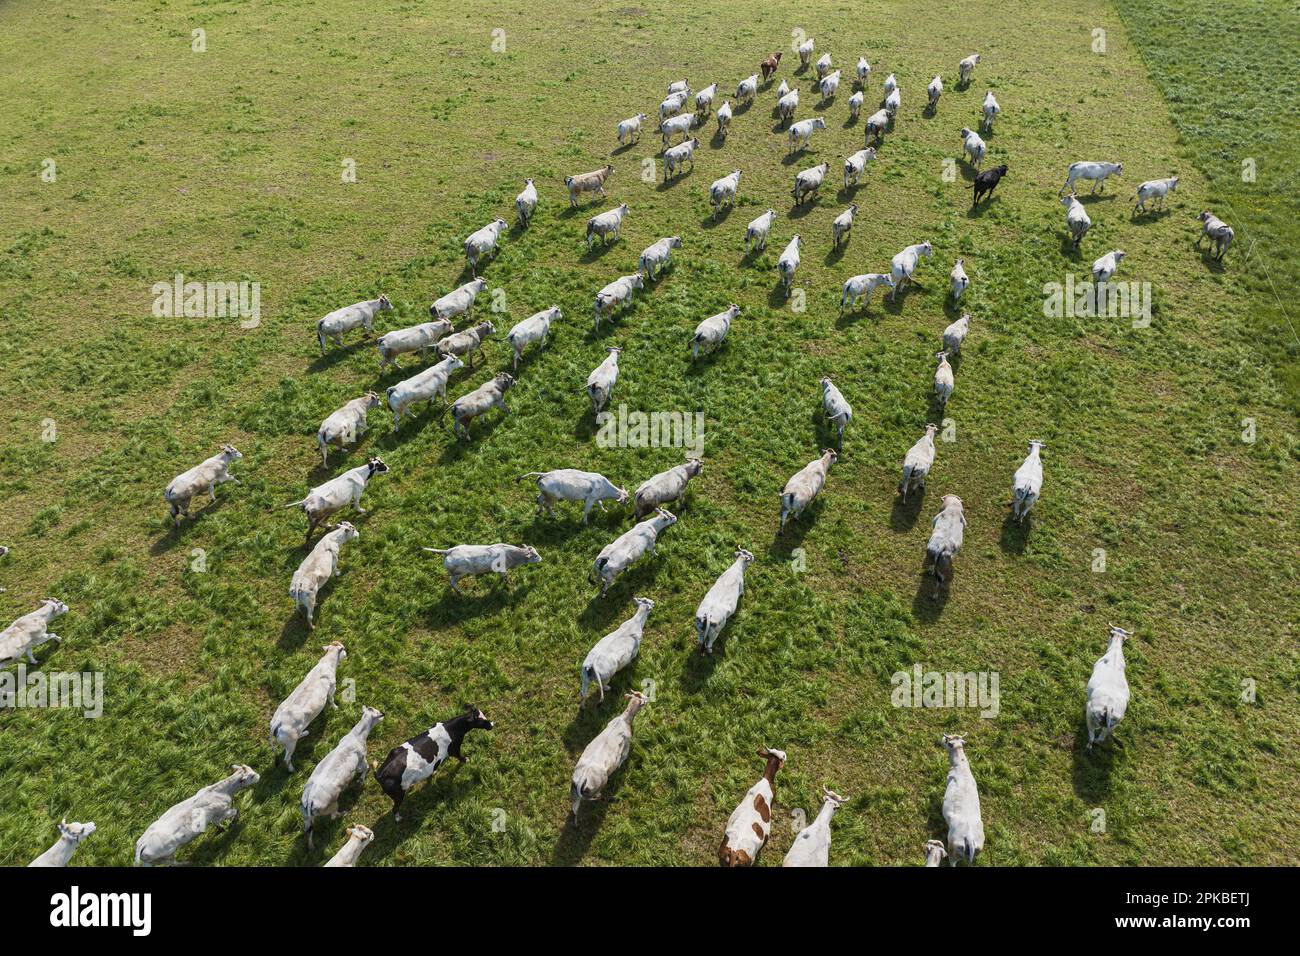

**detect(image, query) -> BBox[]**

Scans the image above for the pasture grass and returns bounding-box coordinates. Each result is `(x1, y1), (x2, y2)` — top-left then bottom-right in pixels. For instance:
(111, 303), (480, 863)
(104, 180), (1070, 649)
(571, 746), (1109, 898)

(0, 0), (1296, 866)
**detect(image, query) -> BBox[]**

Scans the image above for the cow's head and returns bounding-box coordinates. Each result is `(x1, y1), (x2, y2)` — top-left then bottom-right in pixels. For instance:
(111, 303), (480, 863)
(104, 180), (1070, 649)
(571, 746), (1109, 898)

(58, 818), (96, 843)
(461, 704), (494, 731)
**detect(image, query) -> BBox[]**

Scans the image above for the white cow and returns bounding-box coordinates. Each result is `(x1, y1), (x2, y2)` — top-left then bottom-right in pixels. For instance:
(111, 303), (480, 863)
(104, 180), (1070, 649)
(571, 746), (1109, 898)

(1086, 625), (1132, 747)
(28, 819), (96, 867)
(586, 346), (622, 415)
(387, 355), (463, 429)
(301, 705), (384, 847)
(0, 599), (68, 669)
(580, 596), (654, 704)
(889, 241), (934, 299)
(317, 392), (382, 467)
(270, 642), (348, 770)
(1059, 161), (1123, 196)
(941, 734), (984, 866)
(463, 218), (507, 276)
(518, 468), (628, 523)
(422, 543), (542, 592)
(783, 788), (847, 867)
(164, 445), (242, 524)
(1011, 440), (1045, 523)
(591, 510), (677, 596)
(506, 306), (561, 369)
(694, 549), (753, 654)
(570, 691), (649, 817)
(284, 458), (389, 546)
(289, 523), (358, 630)
(317, 296), (391, 355)
(323, 824), (374, 867)
(900, 424), (939, 503)
(134, 765), (260, 866)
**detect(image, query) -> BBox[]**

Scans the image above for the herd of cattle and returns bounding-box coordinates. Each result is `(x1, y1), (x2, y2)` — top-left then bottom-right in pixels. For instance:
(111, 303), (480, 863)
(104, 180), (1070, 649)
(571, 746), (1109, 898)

(5, 35), (1233, 868)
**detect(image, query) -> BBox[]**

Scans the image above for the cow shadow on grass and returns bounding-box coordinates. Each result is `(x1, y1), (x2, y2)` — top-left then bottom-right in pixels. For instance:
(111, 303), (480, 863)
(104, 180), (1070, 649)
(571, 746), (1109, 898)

(823, 242), (848, 267)
(679, 643), (723, 695)
(149, 503), (232, 555)
(781, 149), (816, 167)
(890, 491), (925, 533)
(1060, 234), (1087, 258)
(437, 422), (505, 463)
(426, 579), (534, 626)
(965, 196), (997, 219)
(767, 283), (793, 309)
(700, 208), (732, 229)
(710, 129), (728, 149)
(1072, 727), (1119, 803)
(183, 819), (246, 867)
(1075, 191), (1116, 205)
(366, 764), (479, 857)
(767, 503), (820, 558)
(578, 241), (620, 265)
(551, 792), (615, 864)
(609, 140), (640, 157)
(911, 571), (950, 622)
(999, 513), (1030, 554)
(656, 169), (695, 191)
(308, 341), (370, 374)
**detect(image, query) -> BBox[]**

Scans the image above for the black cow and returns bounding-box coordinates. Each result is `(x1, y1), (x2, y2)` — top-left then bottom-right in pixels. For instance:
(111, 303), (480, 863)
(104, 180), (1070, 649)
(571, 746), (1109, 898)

(374, 705), (494, 820)
(970, 164), (1008, 208)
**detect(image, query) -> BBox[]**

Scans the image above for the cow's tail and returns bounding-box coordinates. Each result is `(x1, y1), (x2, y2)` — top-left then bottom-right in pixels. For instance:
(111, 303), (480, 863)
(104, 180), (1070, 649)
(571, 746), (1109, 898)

(515, 472), (545, 483)
(422, 547), (450, 555)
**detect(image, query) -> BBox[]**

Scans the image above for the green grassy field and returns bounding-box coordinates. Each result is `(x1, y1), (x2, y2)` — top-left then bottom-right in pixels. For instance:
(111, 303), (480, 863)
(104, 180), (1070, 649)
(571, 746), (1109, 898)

(0, 0), (1296, 866)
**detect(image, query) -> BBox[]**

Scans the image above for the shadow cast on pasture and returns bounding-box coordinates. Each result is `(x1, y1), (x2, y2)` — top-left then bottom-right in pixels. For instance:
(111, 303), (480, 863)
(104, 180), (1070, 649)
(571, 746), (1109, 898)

(999, 513), (1030, 554)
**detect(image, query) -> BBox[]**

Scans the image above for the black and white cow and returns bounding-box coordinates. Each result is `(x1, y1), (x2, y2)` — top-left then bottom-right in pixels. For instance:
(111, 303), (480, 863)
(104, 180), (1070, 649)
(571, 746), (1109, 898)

(373, 706), (494, 820)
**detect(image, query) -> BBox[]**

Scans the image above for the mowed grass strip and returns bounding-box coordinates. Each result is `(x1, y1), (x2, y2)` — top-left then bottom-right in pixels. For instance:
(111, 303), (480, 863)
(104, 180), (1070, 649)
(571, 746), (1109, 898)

(0, 0), (1296, 866)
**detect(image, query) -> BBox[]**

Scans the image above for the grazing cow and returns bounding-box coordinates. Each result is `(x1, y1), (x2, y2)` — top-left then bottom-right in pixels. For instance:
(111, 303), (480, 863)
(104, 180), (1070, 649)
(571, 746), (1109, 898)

(0, 599), (68, 669)
(925, 494), (965, 595)
(374, 706), (494, 821)
(28, 819), (96, 867)
(1132, 176), (1178, 215)
(941, 734), (984, 866)
(518, 468), (628, 523)
(134, 766), (260, 866)
(580, 596), (654, 705)
(970, 164), (1007, 208)
(1196, 211), (1234, 260)
(164, 444), (243, 525)
(783, 788), (847, 867)
(1086, 625), (1132, 747)
(718, 748), (786, 866)
(591, 509), (677, 596)
(301, 705), (384, 847)
(570, 691), (648, 818)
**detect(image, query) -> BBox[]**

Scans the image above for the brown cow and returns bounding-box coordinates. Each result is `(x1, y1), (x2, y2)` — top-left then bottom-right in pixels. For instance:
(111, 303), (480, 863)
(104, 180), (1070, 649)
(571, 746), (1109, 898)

(760, 51), (783, 82)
